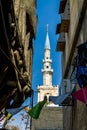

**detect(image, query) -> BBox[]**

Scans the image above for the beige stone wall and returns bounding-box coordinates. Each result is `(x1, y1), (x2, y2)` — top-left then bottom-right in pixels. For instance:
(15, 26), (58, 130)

(72, 100), (87, 130)
(14, 0), (37, 85)
(71, 8), (87, 130)
(38, 85), (58, 103)
(78, 10), (87, 44)
(31, 107), (63, 130)
(24, 32), (33, 83)
(62, 0), (84, 77)
(63, 107), (72, 130)
(61, 0), (87, 130)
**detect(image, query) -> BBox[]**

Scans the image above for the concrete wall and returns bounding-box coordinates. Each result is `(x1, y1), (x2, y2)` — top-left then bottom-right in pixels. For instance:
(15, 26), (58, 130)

(31, 107), (63, 130)
(62, 0), (85, 77)
(60, 0), (87, 130)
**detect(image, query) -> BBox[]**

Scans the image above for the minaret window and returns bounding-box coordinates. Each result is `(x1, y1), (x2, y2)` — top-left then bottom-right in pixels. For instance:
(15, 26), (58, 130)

(44, 93), (50, 103)
(46, 66), (49, 68)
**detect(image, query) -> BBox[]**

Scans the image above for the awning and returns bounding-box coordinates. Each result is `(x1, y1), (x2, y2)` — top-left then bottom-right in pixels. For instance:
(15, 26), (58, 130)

(49, 93), (72, 106)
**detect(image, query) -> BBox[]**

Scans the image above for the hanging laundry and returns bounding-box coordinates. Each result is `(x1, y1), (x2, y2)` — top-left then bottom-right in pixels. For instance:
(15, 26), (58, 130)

(72, 87), (87, 105)
(77, 41), (87, 66)
(49, 93), (71, 106)
(28, 100), (46, 119)
(76, 66), (87, 87)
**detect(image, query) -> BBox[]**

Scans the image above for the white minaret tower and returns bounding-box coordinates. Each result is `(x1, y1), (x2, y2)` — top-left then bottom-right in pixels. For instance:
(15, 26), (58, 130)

(42, 25), (53, 86)
(37, 25), (59, 106)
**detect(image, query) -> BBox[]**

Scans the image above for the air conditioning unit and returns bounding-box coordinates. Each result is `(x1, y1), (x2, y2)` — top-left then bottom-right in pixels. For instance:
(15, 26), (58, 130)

(61, 79), (71, 94)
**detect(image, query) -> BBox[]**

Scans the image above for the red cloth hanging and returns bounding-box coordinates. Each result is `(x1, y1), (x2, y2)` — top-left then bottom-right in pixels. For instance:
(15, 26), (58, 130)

(72, 87), (87, 104)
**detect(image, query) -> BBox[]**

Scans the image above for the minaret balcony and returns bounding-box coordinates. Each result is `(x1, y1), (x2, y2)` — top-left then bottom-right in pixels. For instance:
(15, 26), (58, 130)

(41, 69), (53, 73)
(43, 59), (52, 63)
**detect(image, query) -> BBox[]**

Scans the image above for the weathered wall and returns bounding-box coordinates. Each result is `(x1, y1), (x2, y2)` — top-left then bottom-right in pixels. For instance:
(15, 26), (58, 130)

(63, 107), (72, 130)
(62, 0), (84, 77)
(61, 0), (87, 130)
(14, 0), (37, 87)
(71, 7), (87, 130)
(0, 0), (37, 109)
(31, 107), (63, 130)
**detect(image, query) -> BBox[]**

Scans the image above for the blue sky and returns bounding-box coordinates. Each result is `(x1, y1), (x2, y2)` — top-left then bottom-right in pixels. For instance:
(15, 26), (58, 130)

(32, 0), (62, 103)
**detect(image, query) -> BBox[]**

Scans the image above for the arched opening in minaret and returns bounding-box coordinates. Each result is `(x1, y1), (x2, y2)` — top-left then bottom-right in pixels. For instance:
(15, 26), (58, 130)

(46, 66), (49, 68)
(46, 57), (48, 59)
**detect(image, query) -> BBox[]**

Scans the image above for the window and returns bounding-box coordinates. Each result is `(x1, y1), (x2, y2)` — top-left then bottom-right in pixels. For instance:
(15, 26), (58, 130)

(46, 66), (49, 68)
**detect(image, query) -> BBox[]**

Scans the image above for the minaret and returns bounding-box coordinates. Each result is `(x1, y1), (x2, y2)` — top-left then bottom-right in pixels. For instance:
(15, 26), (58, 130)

(42, 25), (53, 86)
(37, 25), (58, 106)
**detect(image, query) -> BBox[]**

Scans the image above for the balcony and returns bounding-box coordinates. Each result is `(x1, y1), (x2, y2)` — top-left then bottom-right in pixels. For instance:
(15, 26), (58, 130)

(59, 0), (67, 13)
(56, 33), (65, 51)
(56, 0), (70, 34)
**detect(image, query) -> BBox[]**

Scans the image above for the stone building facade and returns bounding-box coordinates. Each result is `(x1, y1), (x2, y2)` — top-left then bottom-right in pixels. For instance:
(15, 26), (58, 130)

(56, 0), (87, 130)
(0, 0), (37, 110)
(32, 107), (63, 130)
